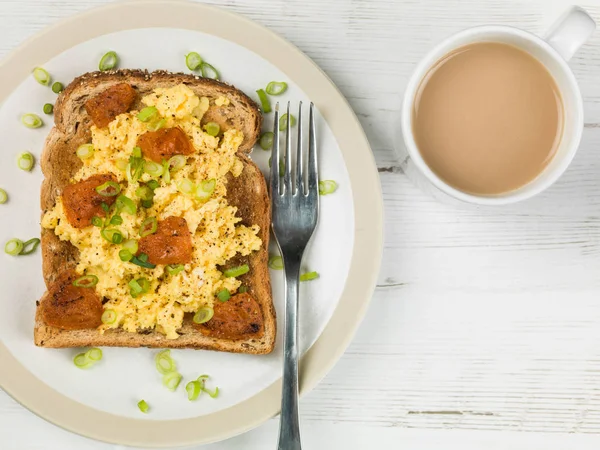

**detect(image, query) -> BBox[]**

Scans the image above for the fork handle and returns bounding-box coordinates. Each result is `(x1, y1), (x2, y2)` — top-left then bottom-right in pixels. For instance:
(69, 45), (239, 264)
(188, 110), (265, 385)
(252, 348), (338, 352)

(277, 256), (302, 450)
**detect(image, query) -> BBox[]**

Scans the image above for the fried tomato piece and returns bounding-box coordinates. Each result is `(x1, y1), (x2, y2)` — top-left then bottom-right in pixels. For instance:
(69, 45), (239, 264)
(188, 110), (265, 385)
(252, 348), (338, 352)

(195, 293), (265, 340)
(62, 174), (117, 228)
(136, 127), (194, 163)
(40, 270), (103, 330)
(137, 216), (193, 265)
(84, 83), (137, 128)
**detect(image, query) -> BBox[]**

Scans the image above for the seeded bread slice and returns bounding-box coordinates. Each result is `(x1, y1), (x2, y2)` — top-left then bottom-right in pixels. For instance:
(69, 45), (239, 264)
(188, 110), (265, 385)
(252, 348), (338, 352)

(34, 70), (275, 354)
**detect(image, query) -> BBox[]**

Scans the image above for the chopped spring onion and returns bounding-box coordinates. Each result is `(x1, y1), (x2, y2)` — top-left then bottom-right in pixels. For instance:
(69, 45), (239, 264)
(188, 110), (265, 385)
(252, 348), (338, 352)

(20, 238), (41, 255)
(204, 122), (220, 137)
(238, 286), (248, 293)
(193, 307), (214, 324)
(256, 89), (271, 113)
(266, 81), (288, 96)
(95, 181), (121, 197)
(76, 144), (94, 160)
(216, 288), (231, 302)
(163, 371), (183, 391)
(300, 271), (319, 282)
(147, 180), (160, 190)
(136, 185), (153, 201)
(17, 152), (35, 171)
(86, 347), (103, 361)
(91, 216), (103, 227)
(200, 62), (219, 80)
(119, 249), (133, 262)
(4, 239), (23, 256)
(73, 274), (99, 288)
(138, 278), (151, 293)
(319, 180), (338, 195)
(101, 228), (123, 244)
(195, 179), (216, 201)
(166, 264), (185, 276)
(99, 51), (118, 71)
(147, 117), (167, 132)
(168, 155), (186, 172)
(131, 254), (156, 269)
(204, 386), (219, 398)
(0, 188), (7, 204)
(137, 399), (149, 414)
(279, 113), (296, 131)
(100, 202), (110, 213)
(101, 309), (117, 325)
(268, 156), (285, 177)
(116, 195), (137, 215)
(161, 160), (171, 184)
(186, 380), (202, 401)
(115, 158), (128, 171)
(32, 67), (51, 86)
(129, 278), (144, 297)
(141, 199), (153, 209)
(140, 217), (158, 237)
(110, 215), (123, 226)
(155, 350), (176, 375)
(185, 52), (203, 71)
(132, 146), (142, 158)
(73, 353), (93, 369)
(122, 239), (139, 254)
(176, 178), (195, 195)
(259, 132), (274, 150)
(196, 375), (219, 398)
(137, 106), (158, 123)
(21, 113), (43, 129)
(51, 82), (63, 94)
(43, 103), (54, 115)
(223, 264), (249, 278)
(144, 160), (163, 177)
(268, 255), (284, 270)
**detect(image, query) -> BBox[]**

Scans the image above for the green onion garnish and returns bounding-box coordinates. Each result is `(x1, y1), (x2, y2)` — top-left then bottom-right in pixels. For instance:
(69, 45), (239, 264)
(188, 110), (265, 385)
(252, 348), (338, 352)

(168, 155), (186, 172)
(204, 122), (220, 137)
(73, 274), (99, 288)
(91, 216), (103, 227)
(76, 144), (94, 160)
(176, 178), (195, 195)
(147, 180), (160, 190)
(119, 249), (133, 262)
(122, 239), (139, 254)
(161, 159), (171, 183)
(144, 161), (163, 177)
(186, 380), (202, 401)
(4, 239), (23, 256)
(130, 255), (156, 269)
(101, 228), (123, 244)
(20, 238), (41, 255)
(319, 180), (338, 195)
(193, 307), (214, 324)
(51, 82), (63, 94)
(132, 146), (142, 158)
(141, 199), (153, 209)
(238, 286), (248, 293)
(266, 81), (288, 96)
(85, 347), (103, 361)
(137, 399), (149, 414)
(256, 89), (271, 113)
(279, 113), (296, 131)
(136, 185), (153, 201)
(268, 255), (284, 270)
(268, 156), (285, 177)
(163, 371), (183, 391)
(139, 253), (149, 263)
(73, 353), (93, 369)
(137, 106), (158, 123)
(129, 278), (144, 297)
(115, 158), (128, 171)
(259, 132), (274, 150)
(155, 349), (176, 375)
(166, 264), (185, 276)
(139, 217), (158, 237)
(32, 67), (51, 86)
(17, 152), (35, 171)
(100, 202), (110, 213)
(200, 62), (219, 80)
(95, 181), (121, 197)
(204, 386), (219, 398)
(195, 179), (216, 201)
(110, 215), (123, 226)
(147, 117), (167, 132)
(101, 309), (117, 325)
(216, 288), (231, 302)
(185, 52), (203, 71)
(223, 264), (249, 278)
(21, 114), (43, 129)
(116, 195), (137, 215)
(300, 271), (319, 282)
(43, 103), (54, 115)
(99, 51), (118, 71)
(0, 188), (7, 204)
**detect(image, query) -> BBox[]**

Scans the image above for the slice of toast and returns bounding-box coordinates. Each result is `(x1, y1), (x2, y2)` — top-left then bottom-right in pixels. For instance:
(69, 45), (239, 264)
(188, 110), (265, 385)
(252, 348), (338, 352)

(34, 70), (276, 354)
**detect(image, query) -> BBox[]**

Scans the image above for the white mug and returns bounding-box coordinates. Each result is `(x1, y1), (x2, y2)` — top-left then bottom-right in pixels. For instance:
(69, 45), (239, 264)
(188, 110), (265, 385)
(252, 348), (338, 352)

(394, 6), (596, 206)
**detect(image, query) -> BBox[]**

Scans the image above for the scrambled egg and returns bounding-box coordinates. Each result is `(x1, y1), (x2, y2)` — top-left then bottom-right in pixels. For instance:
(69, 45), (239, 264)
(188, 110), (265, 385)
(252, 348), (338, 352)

(42, 84), (261, 339)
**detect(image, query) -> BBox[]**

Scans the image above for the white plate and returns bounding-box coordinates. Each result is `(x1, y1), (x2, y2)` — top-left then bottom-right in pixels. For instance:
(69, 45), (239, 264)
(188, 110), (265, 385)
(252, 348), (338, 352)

(0, 2), (382, 446)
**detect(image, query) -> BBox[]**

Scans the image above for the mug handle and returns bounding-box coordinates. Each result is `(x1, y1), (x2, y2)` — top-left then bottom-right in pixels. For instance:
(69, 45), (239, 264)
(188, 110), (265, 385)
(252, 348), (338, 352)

(544, 6), (596, 61)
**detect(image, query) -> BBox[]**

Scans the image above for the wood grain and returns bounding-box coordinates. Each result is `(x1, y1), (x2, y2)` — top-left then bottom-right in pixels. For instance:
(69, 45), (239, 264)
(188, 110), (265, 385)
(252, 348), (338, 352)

(3, 0), (600, 448)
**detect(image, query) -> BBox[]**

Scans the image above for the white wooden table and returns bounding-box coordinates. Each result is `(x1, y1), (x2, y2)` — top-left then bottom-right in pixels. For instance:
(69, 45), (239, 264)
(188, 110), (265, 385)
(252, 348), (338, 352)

(3, 0), (600, 448)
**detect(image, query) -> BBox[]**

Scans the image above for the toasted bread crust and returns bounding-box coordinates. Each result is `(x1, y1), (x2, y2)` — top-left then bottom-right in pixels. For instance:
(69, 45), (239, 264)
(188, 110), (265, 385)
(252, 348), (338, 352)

(35, 70), (275, 354)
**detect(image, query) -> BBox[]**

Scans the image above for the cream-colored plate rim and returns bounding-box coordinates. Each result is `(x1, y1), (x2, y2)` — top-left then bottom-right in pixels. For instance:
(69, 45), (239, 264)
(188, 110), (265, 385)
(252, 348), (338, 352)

(0, 0), (383, 446)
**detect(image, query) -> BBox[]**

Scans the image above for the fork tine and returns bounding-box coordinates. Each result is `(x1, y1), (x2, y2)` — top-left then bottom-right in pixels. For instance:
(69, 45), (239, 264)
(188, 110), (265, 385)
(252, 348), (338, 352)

(307, 102), (318, 194)
(270, 103), (280, 196)
(295, 102), (304, 195)
(283, 102), (292, 195)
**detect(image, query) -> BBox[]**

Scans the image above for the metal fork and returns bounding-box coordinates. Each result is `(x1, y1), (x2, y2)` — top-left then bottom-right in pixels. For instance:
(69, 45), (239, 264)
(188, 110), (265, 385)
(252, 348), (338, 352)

(271, 102), (319, 450)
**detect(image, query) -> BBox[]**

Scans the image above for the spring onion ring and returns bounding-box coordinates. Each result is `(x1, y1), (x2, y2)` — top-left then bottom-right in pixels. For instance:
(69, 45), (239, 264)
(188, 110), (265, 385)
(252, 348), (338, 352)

(266, 81), (288, 96)
(110, 215), (123, 226)
(139, 217), (158, 237)
(43, 103), (54, 115)
(223, 264), (249, 278)
(259, 132), (274, 151)
(73, 274), (99, 288)
(101, 309), (117, 325)
(20, 238), (41, 255)
(256, 89), (271, 113)
(279, 113), (297, 131)
(137, 400), (149, 413)
(137, 106), (158, 123)
(204, 386), (219, 398)
(91, 216), (103, 227)
(0, 188), (7, 204)
(76, 144), (94, 160)
(155, 350), (176, 375)
(166, 264), (185, 276)
(195, 179), (216, 201)
(147, 180), (160, 190)
(130, 255), (156, 269)
(21, 113), (43, 129)
(129, 278), (144, 297)
(101, 228), (123, 244)
(4, 239), (23, 256)
(200, 62), (219, 80)
(186, 380), (202, 401)
(73, 353), (93, 369)
(119, 249), (133, 262)
(300, 271), (319, 282)
(185, 52), (203, 70)
(86, 348), (103, 361)
(168, 155), (186, 172)
(319, 180), (338, 195)
(95, 181), (121, 197)
(163, 371), (183, 391)
(204, 122), (220, 137)
(193, 307), (214, 324)
(116, 195), (137, 215)
(51, 82), (63, 94)
(136, 186), (154, 201)
(268, 255), (284, 270)
(115, 158), (128, 171)
(17, 152), (35, 171)
(147, 117), (167, 132)
(99, 51), (118, 71)
(122, 239), (139, 254)
(176, 178), (195, 195)
(32, 67), (51, 86)
(216, 288), (231, 302)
